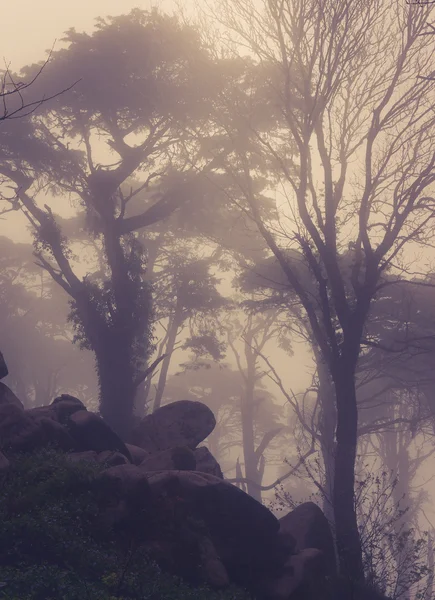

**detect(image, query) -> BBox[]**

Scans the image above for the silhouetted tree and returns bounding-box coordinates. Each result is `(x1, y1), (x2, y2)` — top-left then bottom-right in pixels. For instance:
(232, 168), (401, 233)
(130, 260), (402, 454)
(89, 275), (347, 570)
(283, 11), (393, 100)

(0, 9), (224, 438)
(198, 0), (435, 585)
(0, 52), (77, 122)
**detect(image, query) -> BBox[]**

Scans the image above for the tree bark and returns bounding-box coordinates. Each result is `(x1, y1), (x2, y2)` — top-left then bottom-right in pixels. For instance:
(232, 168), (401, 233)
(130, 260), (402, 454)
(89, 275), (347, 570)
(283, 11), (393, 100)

(333, 363), (365, 586)
(241, 337), (262, 503)
(96, 338), (136, 440)
(317, 354), (337, 529)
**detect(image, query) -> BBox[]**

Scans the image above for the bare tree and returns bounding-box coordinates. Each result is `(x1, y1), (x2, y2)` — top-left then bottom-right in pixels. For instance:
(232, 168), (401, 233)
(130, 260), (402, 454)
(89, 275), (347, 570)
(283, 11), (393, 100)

(199, 0), (435, 586)
(0, 52), (77, 122)
(223, 309), (285, 502)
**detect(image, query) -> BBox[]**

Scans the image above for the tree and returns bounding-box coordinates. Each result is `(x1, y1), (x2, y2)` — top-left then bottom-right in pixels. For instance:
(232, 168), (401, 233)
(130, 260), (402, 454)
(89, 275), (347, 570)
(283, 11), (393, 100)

(222, 309), (286, 502)
(147, 249), (227, 412)
(164, 359), (249, 473)
(199, 0), (435, 585)
(0, 237), (97, 407)
(0, 9), (224, 439)
(0, 52), (77, 122)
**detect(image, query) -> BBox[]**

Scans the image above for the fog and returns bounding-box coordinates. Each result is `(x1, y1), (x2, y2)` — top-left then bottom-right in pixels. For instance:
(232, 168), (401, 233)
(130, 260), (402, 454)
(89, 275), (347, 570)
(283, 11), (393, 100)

(1, 2), (435, 599)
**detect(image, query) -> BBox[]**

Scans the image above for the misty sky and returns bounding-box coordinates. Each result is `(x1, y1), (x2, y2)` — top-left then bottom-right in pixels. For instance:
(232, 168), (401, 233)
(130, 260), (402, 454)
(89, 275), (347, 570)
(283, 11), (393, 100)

(3, 1), (175, 68)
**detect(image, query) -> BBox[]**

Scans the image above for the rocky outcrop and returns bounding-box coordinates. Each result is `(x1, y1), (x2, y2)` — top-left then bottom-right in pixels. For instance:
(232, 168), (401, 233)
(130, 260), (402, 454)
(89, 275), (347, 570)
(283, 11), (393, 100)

(125, 443), (149, 465)
(93, 463), (155, 539)
(0, 369), (340, 599)
(194, 446), (224, 478)
(0, 403), (74, 452)
(145, 469), (283, 592)
(279, 502), (336, 577)
(130, 399), (216, 452)
(140, 446), (196, 471)
(66, 449), (130, 468)
(67, 410), (132, 461)
(51, 394), (87, 423)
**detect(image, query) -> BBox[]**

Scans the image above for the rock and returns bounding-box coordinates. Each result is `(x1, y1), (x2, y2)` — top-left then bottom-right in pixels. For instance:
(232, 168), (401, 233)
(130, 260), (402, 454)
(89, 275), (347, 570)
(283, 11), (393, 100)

(33, 417), (75, 451)
(0, 351), (8, 380)
(51, 394), (87, 423)
(0, 450), (10, 473)
(26, 406), (57, 421)
(0, 404), (74, 453)
(98, 450), (130, 467)
(52, 394), (86, 408)
(140, 446), (196, 472)
(198, 536), (230, 588)
(66, 411), (132, 461)
(93, 464), (153, 536)
(260, 548), (323, 600)
(125, 443), (149, 465)
(130, 400), (216, 452)
(146, 470), (282, 590)
(0, 382), (24, 409)
(279, 502), (336, 579)
(194, 446), (223, 479)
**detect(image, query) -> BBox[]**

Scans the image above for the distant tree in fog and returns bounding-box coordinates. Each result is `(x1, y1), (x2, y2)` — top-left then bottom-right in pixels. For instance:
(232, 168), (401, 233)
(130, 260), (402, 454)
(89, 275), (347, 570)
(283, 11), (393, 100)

(0, 237), (97, 406)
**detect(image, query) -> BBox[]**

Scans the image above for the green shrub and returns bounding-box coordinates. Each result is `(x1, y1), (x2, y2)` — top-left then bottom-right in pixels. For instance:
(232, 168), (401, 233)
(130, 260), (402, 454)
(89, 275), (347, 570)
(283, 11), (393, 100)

(0, 448), (251, 600)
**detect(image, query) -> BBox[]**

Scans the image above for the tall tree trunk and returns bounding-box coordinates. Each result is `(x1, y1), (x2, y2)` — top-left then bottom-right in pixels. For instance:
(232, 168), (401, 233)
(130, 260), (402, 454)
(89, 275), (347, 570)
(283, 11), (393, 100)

(152, 298), (183, 412)
(97, 338), (136, 440)
(333, 364), (365, 586)
(317, 355), (337, 529)
(241, 338), (262, 502)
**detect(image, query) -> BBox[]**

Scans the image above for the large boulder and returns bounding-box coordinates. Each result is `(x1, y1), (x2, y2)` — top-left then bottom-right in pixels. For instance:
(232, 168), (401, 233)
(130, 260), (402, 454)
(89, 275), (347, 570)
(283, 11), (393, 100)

(98, 450), (130, 467)
(125, 443), (149, 465)
(0, 351), (8, 379)
(140, 446), (196, 472)
(67, 450), (130, 468)
(145, 469), (282, 591)
(0, 382), (24, 409)
(130, 400), (216, 452)
(66, 410), (132, 462)
(279, 502), (336, 578)
(0, 403), (74, 452)
(194, 446), (223, 479)
(51, 394), (87, 423)
(93, 463), (153, 536)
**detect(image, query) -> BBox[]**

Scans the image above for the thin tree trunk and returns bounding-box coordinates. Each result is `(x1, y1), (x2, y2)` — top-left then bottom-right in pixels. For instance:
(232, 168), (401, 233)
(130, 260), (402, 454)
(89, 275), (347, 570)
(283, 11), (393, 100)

(152, 299), (183, 412)
(241, 338), (262, 503)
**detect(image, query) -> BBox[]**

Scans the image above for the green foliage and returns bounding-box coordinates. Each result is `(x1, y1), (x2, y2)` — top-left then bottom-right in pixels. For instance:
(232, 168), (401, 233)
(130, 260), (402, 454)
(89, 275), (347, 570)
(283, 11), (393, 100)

(0, 449), (250, 600)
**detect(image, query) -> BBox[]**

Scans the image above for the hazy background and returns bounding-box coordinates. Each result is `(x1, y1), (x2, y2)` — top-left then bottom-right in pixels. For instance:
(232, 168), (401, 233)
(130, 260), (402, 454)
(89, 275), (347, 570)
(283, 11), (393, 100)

(2, 0), (434, 553)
